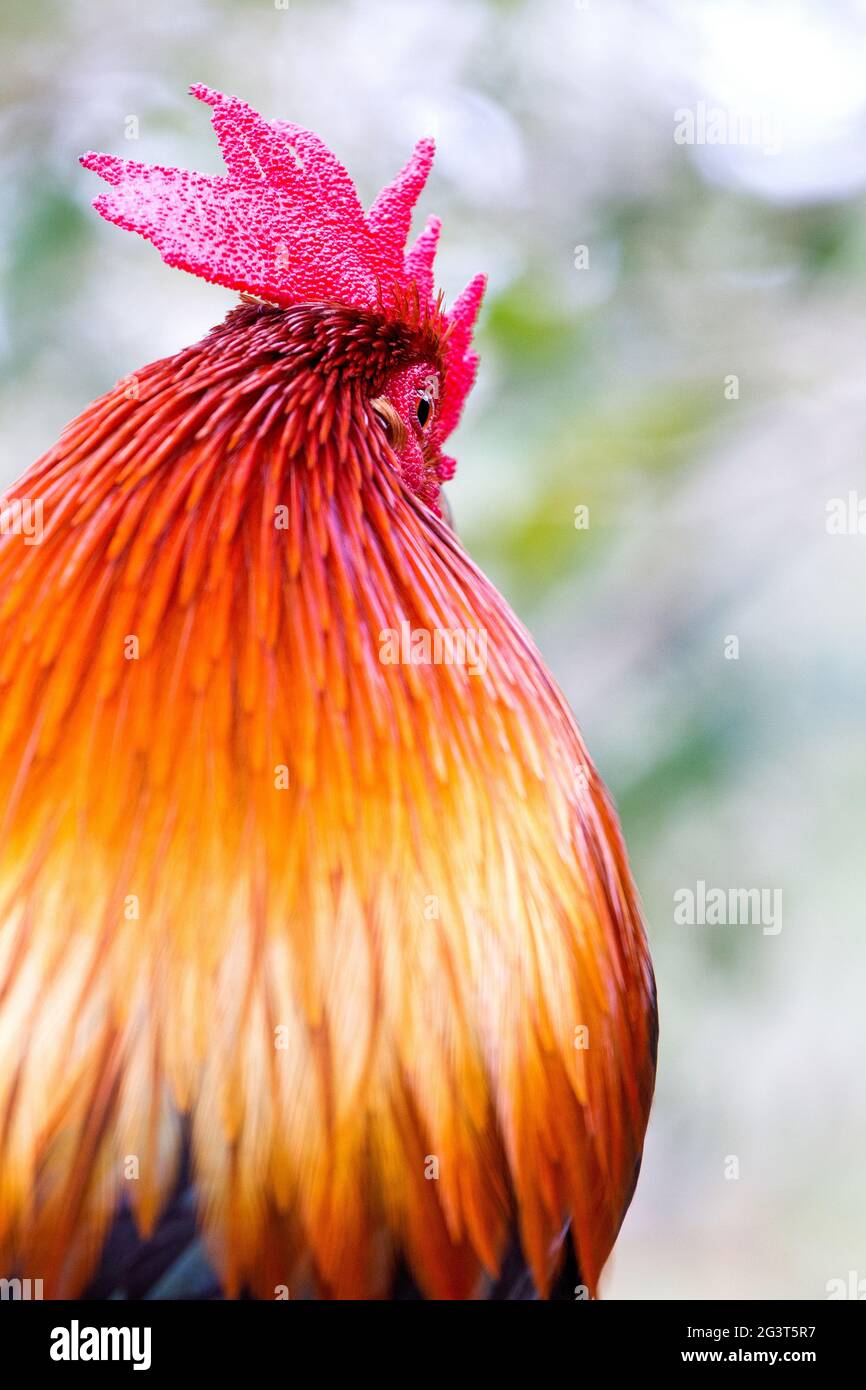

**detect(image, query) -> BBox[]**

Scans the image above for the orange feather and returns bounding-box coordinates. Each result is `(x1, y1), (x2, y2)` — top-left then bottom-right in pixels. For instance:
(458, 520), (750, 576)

(0, 300), (655, 1298)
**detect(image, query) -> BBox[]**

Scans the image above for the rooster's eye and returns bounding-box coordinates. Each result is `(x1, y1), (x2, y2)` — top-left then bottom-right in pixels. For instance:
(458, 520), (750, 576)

(416, 392), (434, 429)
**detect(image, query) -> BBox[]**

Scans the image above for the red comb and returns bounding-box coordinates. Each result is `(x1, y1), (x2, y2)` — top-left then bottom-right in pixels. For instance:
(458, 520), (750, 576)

(81, 85), (484, 441)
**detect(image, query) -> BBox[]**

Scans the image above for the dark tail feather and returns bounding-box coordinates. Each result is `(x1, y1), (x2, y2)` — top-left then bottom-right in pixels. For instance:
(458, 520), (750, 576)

(83, 1133), (582, 1300)
(83, 1139), (222, 1301)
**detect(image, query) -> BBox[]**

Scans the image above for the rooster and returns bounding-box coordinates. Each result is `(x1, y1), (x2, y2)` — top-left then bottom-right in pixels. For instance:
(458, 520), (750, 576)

(0, 86), (656, 1300)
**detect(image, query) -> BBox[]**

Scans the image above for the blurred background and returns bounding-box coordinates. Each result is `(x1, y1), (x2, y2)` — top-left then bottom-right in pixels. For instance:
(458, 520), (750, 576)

(1, 0), (864, 1299)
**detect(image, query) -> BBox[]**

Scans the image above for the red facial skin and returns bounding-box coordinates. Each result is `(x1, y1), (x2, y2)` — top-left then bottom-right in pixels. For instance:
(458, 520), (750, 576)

(376, 359), (444, 509)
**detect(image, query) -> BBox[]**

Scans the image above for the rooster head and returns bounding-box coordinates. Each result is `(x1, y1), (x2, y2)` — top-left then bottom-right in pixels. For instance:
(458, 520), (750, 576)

(81, 84), (484, 513)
